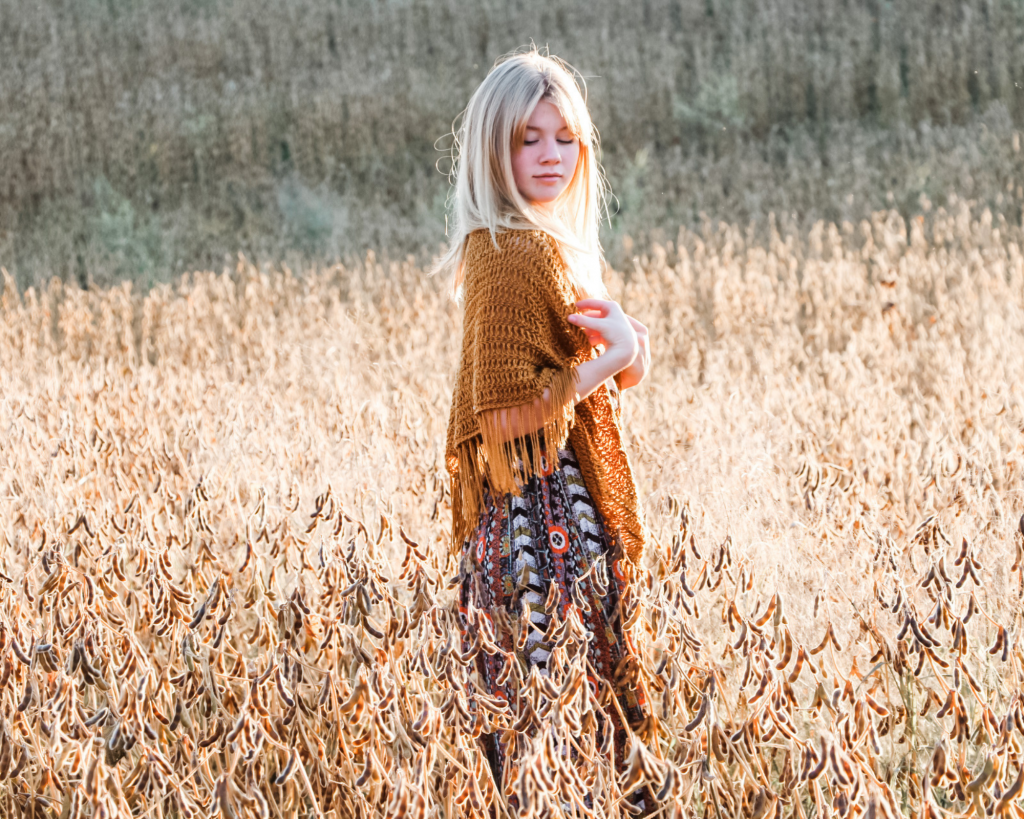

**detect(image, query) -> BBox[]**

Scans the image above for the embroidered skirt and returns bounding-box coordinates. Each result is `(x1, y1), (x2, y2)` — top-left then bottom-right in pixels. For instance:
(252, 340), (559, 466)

(454, 441), (651, 815)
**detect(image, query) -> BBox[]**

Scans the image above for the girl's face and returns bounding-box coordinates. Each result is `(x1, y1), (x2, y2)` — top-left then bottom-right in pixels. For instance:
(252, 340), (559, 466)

(511, 99), (580, 209)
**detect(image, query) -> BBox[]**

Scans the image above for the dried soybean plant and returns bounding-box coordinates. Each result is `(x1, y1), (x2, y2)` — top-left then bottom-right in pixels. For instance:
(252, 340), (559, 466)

(1, 202), (1024, 818)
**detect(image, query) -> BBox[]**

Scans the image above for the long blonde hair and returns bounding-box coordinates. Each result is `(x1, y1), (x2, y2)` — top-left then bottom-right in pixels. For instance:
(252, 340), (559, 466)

(433, 48), (609, 299)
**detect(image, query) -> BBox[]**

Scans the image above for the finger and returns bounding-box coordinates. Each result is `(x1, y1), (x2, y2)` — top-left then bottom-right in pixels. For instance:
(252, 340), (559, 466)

(574, 300), (616, 318)
(567, 313), (610, 331)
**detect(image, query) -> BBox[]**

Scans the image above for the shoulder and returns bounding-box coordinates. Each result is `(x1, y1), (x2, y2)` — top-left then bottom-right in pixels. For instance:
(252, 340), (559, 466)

(464, 228), (564, 283)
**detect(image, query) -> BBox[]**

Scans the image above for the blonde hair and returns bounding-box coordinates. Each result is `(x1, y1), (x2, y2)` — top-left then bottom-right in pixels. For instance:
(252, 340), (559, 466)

(433, 48), (609, 299)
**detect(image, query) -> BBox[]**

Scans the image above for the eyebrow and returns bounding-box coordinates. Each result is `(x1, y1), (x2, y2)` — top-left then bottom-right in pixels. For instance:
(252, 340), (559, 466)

(525, 125), (573, 131)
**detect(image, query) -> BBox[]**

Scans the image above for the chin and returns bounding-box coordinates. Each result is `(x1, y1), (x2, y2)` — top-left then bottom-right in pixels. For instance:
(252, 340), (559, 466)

(529, 190), (564, 207)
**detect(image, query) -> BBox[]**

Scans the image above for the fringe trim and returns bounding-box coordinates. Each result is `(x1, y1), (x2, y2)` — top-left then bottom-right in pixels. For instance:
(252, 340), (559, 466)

(568, 415), (647, 571)
(451, 366), (578, 549)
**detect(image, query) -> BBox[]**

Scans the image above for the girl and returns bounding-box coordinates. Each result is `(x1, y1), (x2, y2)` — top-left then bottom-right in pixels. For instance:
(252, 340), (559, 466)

(438, 49), (653, 815)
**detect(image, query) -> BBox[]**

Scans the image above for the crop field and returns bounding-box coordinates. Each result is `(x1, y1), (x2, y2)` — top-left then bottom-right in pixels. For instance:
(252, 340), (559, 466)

(2, 203), (1024, 818)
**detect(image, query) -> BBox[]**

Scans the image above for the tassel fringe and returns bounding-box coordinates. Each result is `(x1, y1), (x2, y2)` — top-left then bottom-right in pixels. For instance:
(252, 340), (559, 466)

(451, 366), (578, 549)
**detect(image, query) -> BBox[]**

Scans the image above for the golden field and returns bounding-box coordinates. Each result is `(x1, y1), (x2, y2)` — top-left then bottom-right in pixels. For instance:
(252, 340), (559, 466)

(1, 203), (1024, 818)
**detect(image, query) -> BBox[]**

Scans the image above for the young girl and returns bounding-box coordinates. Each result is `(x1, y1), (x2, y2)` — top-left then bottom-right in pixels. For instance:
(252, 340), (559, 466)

(438, 49), (654, 815)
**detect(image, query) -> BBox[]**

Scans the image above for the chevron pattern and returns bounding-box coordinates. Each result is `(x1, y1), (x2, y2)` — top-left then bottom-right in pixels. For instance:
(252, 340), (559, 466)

(454, 443), (649, 814)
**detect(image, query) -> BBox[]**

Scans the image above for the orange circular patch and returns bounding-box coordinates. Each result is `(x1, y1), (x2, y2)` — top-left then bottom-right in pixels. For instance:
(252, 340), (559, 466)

(539, 451), (555, 476)
(549, 525), (569, 554)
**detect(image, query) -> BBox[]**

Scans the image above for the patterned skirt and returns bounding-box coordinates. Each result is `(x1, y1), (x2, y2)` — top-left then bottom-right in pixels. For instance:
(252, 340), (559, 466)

(454, 441), (652, 816)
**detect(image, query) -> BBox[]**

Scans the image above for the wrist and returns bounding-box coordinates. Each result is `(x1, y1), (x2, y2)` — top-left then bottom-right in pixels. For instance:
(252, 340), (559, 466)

(603, 346), (636, 374)
(572, 350), (632, 404)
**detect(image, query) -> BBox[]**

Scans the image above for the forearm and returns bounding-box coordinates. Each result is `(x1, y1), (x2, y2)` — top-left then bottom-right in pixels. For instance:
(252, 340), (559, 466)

(489, 353), (630, 441)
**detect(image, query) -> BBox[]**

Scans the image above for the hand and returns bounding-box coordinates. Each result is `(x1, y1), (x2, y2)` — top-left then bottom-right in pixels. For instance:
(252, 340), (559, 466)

(616, 316), (650, 390)
(567, 299), (638, 372)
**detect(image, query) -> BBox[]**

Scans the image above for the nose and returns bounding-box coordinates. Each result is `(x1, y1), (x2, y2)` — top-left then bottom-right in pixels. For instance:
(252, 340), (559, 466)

(539, 138), (561, 164)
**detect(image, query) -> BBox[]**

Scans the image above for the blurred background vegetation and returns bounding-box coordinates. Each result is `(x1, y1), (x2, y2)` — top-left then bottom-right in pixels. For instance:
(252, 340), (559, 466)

(2, 0), (1023, 288)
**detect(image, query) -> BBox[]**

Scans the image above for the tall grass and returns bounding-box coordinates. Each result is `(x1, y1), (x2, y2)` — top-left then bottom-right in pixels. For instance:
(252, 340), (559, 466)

(2, 204), (1023, 816)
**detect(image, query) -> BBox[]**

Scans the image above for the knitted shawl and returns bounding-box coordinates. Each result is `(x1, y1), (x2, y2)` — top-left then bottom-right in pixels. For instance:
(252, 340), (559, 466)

(445, 228), (646, 569)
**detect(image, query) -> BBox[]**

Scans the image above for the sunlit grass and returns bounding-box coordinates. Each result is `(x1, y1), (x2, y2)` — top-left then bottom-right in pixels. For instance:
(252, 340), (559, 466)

(1, 202), (1023, 816)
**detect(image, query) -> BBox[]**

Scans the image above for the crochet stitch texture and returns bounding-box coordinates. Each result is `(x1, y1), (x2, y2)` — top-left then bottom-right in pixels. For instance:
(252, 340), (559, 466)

(445, 228), (646, 569)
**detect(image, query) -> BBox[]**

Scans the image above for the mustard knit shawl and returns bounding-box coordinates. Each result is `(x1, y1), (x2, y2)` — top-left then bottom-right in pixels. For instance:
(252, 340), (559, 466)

(445, 228), (646, 568)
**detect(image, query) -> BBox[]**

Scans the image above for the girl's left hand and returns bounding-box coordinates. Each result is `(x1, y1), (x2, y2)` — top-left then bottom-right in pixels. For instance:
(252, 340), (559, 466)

(573, 306), (650, 389)
(615, 316), (650, 389)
